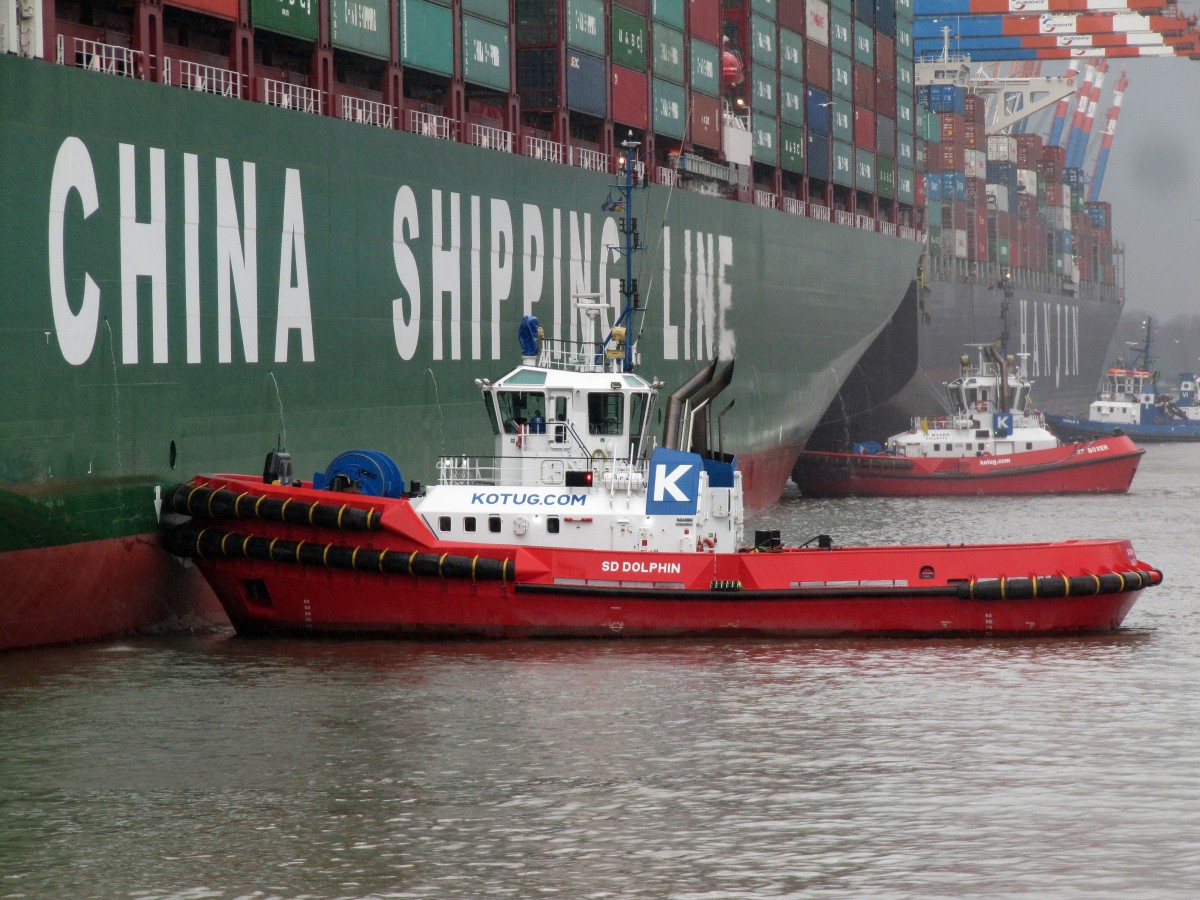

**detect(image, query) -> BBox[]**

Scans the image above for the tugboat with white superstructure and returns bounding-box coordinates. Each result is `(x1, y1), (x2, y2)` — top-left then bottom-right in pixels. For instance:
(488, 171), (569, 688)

(161, 140), (1161, 638)
(793, 344), (1143, 497)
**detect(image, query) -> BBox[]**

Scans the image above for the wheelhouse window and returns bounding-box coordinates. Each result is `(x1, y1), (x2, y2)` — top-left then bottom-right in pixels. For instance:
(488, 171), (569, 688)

(496, 391), (547, 434)
(588, 392), (624, 434)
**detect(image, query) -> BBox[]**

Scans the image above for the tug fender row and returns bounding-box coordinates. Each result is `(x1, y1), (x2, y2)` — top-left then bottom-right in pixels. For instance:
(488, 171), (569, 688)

(959, 569), (1163, 601)
(167, 483), (382, 532)
(163, 524), (514, 582)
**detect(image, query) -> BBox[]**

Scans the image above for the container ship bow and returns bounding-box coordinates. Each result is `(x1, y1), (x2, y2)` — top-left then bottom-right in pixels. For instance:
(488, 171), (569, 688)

(0, 0), (922, 649)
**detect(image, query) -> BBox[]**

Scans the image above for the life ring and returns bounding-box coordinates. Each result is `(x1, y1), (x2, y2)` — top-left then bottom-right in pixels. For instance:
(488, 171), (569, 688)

(591, 448), (608, 463)
(696, 536), (716, 551)
(976, 401), (987, 412)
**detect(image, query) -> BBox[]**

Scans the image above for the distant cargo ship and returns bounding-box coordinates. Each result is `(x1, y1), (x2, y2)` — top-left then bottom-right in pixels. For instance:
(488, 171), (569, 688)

(808, 50), (1124, 450)
(0, 0), (925, 649)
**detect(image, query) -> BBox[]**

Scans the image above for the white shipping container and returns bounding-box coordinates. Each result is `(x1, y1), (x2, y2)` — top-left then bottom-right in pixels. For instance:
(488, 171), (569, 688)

(955, 228), (968, 258)
(1017, 169), (1037, 196)
(964, 147), (986, 180)
(986, 135), (1017, 163)
(986, 183), (1009, 212)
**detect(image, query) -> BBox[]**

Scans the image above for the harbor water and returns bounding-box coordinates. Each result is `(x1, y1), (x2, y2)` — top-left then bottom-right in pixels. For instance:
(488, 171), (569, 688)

(2, 446), (1198, 898)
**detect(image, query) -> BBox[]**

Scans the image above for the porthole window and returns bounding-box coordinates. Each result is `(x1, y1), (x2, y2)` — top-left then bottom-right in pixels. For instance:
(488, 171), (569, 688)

(439, 516), (451, 532)
(547, 517), (560, 534)
(464, 517), (477, 532)
(489, 516), (502, 533)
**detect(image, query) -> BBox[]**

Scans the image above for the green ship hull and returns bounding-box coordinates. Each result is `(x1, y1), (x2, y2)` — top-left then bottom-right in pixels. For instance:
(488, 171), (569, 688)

(0, 55), (921, 648)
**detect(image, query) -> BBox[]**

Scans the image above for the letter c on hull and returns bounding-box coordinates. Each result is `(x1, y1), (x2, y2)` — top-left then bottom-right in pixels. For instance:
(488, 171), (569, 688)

(49, 136), (101, 366)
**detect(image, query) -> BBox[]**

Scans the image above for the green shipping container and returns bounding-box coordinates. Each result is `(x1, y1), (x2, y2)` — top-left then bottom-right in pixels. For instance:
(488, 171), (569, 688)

(833, 139), (853, 187)
(691, 39), (720, 96)
(927, 223), (942, 253)
(832, 96), (853, 143)
(751, 63), (776, 115)
(898, 168), (915, 204)
(854, 21), (874, 67)
(897, 59), (913, 91)
(751, 14), (776, 66)
(462, 0), (508, 22)
(898, 93), (913, 135)
(652, 77), (686, 139)
(612, 6), (648, 71)
(781, 122), (805, 173)
(652, 0), (684, 29)
(832, 53), (852, 101)
(252, 0), (319, 42)
(877, 156), (895, 199)
(462, 14), (510, 91)
(400, 0), (453, 76)
(832, 0), (851, 12)
(753, 114), (778, 165)
(779, 75), (804, 125)
(654, 23), (685, 83)
(897, 28), (912, 58)
(897, 132), (914, 168)
(751, 0), (776, 19)
(896, 0), (913, 21)
(856, 149), (875, 192)
(779, 28), (804, 80)
(831, 9), (852, 57)
(330, 0), (389, 58)
(567, 0), (605, 56)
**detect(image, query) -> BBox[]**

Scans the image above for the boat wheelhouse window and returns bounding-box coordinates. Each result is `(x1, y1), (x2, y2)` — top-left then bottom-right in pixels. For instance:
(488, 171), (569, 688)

(497, 391), (546, 433)
(439, 516), (451, 532)
(629, 392), (650, 454)
(489, 515), (502, 533)
(934, 444), (941, 451)
(464, 517), (477, 532)
(1026, 442), (1033, 450)
(588, 392), (624, 434)
(547, 517), (560, 534)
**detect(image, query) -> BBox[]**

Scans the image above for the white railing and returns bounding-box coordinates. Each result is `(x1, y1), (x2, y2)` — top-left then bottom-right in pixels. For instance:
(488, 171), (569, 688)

(879, 221), (898, 237)
(173, 59), (242, 98)
(74, 38), (142, 78)
(657, 166), (676, 187)
(855, 213), (876, 231)
(782, 197), (806, 216)
(261, 77), (323, 114)
(408, 109), (455, 140)
(0, 22), (7, 54)
(899, 225), (920, 242)
(754, 190), (777, 210)
(572, 146), (608, 172)
(834, 209), (856, 228)
(808, 204), (832, 223)
(525, 135), (565, 164)
(341, 95), (393, 129)
(469, 122), (513, 153)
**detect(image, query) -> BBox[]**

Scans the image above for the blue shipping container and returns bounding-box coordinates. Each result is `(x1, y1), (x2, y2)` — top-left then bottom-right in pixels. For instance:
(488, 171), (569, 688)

(807, 133), (832, 179)
(566, 49), (607, 117)
(927, 84), (965, 115)
(926, 173), (943, 201)
(806, 87), (832, 134)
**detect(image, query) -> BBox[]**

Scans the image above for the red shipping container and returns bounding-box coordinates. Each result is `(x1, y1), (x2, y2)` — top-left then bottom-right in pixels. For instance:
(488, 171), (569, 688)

(875, 73), (896, 118)
(963, 121), (981, 148)
(779, 0), (806, 32)
(612, 65), (648, 129)
(915, 172), (926, 206)
(806, 42), (832, 90)
(690, 92), (722, 149)
(854, 109), (876, 150)
(939, 111), (962, 145)
(876, 35), (895, 73)
(1041, 144), (1066, 166)
(169, 0), (237, 17)
(688, 0), (721, 44)
(936, 142), (964, 172)
(853, 62), (875, 109)
(976, 206), (988, 260)
(963, 93), (986, 127)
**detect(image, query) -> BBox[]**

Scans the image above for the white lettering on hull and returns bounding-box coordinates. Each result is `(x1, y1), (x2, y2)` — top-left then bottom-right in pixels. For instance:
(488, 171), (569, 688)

(48, 136), (739, 368)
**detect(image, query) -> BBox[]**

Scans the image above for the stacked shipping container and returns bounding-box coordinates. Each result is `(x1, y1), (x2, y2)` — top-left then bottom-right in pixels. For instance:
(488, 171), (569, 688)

(916, 82), (1115, 288)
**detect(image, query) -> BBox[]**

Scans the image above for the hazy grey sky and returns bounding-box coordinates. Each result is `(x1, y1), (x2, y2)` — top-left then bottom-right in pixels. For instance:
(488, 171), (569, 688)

(1081, 56), (1200, 321)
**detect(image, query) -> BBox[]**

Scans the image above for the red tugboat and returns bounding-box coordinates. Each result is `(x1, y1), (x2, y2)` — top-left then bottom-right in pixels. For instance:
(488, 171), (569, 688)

(162, 146), (1161, 639)
(794, 346), (1144, 498)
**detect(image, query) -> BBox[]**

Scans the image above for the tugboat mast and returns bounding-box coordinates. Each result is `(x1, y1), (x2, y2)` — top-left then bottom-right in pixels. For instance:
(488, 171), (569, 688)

(606, 131), (648, 372)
